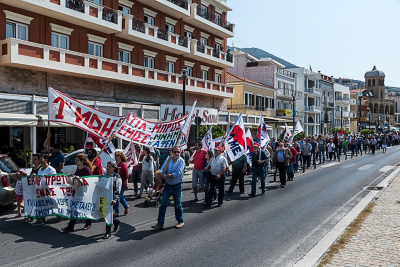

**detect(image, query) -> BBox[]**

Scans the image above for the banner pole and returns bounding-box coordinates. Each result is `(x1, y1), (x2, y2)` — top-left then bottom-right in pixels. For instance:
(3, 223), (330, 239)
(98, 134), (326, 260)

(92, 135), (114, 164)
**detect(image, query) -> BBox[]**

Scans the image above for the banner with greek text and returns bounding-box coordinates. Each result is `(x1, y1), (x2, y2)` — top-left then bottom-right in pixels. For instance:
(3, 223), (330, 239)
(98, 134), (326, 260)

(48, 87), (127, 139)
(22, 175), (113, 225)
(116, 101), (197, 148)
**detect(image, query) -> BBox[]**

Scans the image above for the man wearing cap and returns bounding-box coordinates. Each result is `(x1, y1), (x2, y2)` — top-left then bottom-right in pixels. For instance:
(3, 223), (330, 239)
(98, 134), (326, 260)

(204, 147), (228, 207)
(152, 146), (185, 230)
(248, 144), (267, 197)
(273, 142), (292, 188)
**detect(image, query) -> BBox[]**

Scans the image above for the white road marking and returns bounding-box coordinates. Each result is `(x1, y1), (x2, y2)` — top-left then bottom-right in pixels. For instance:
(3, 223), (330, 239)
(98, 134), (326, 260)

(358, 164), (374, 171)
(341, 163), (356, 169)
(379, 165), (394, 172)
(320, 162), (340, 168)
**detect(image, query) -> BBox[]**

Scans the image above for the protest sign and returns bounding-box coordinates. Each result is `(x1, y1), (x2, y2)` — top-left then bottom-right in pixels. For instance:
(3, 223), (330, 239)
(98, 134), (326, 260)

(48, 87), (127, 139)
(22, 174), (113, 225)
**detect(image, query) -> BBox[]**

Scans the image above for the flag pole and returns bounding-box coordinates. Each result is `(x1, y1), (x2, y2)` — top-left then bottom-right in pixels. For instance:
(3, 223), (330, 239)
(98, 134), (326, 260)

(92, 135), (114, 163)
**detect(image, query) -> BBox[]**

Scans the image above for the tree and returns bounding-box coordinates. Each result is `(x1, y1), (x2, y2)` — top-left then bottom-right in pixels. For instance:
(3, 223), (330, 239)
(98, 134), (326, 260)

(331, 127), (350, 135)
(360, 129), (375, 135)
(198, 125), (225, 141)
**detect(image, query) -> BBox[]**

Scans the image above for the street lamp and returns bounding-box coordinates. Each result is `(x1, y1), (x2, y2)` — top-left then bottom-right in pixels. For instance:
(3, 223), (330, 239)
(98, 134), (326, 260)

(340, 106), (343, 129)
(291, 88), (296, 131)
(180, 69), (187, 115)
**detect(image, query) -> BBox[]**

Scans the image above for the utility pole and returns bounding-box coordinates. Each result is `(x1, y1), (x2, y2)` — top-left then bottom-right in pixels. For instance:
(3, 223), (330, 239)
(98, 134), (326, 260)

(340, 106), (343, 129)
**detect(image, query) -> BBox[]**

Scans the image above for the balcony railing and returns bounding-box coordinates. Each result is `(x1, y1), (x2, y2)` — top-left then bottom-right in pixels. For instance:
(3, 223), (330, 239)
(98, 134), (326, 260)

(178, 36), (189, 48)
(227, 104), (268, 111)
(132, 17), (145, 33)
(157, 27), (168, 41)
(277, 68), (296, 78)
(1, 38), (234, 98)
(306, 87), (322, 95)
(335, 95), (350, 102)
(306, 106), (322, 112)
(276, 88), (302, 99)
(167, 0), (189, 10)
(65, 0), (118, 24)
(323, 102), (335, 109)
(196, 6), (234, 32)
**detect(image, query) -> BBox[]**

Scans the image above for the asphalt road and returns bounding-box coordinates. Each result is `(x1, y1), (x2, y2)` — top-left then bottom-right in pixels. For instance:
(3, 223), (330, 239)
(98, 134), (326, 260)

(1, 146), (400, 267)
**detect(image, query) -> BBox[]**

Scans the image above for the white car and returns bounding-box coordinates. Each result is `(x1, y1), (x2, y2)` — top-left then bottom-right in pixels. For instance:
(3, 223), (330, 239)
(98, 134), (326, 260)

(63, 148), (122, 175)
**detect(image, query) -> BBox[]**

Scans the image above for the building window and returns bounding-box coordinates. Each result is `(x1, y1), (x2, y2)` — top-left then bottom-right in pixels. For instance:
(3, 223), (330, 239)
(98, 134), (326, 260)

(185, 66), (193, 77)
(184, 31), (192, 38)
(118, 5), (130, 15)
(91, 0), (103, 4)
(278, 81), (282, 89)
(118, 50), (131, 63)
(144, 15), (154, 25)
(200, 37), (207, 46)
(372, 79), (375, 86)
(6, 21), (28, 40)
(244, 92), (254, 106)
(215, 43), (221, 52)
(200, 5), (208, 18)
(166, 61), (175, 73)
(166, 23), (174, 33)
(88, 42), (103, 57)
(214, 13), (221, 25)
(144, 56), (154, 68)
(51, 32), (69, 49)
(256, 96), (264, 110)
(200, 70), (207, 80)
(215, 74), (221, 83)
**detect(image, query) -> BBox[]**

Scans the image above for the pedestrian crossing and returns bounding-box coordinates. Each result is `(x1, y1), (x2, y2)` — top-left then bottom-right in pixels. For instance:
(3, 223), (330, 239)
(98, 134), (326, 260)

(340, 163), (356, 169)
(358, 164), (374, 171)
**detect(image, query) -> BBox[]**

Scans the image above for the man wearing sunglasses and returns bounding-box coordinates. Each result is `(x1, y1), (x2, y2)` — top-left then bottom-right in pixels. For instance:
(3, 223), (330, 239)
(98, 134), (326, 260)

(152, 146), (185, 230)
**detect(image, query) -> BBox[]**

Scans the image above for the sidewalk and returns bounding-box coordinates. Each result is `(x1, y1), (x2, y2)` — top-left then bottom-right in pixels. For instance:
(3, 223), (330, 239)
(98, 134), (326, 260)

(324, 172), (400, 267)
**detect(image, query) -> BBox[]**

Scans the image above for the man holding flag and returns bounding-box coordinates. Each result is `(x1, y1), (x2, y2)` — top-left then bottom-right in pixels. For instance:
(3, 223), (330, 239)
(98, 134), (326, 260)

(249, 144), (268, 197)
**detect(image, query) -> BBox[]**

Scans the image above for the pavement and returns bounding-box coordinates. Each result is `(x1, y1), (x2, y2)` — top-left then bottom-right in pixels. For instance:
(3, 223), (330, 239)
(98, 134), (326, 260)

(324, 165), (400, 266)
(1, 146), (400, 267)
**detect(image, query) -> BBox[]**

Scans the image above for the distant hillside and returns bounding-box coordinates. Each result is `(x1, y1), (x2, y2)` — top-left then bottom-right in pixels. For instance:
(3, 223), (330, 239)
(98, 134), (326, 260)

(228, 46), (299, 69)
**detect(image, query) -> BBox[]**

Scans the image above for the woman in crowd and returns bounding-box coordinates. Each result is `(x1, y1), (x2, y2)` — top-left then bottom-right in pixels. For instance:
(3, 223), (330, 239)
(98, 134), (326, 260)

(103, 161), (121, 239)
(137, 147), (154, 198)
(62, 153), (93, 232)
(203, 150), (216, 205)
(114, 151), (129, 216)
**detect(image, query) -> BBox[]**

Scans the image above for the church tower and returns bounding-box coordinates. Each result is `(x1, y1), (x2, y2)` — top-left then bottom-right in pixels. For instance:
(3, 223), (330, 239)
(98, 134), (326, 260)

(364, 66), (385, 101)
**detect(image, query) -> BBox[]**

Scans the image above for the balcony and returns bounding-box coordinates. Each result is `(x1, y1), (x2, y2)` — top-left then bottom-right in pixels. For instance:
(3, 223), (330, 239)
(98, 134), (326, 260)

(305, 87), (322, 95)
(276, 88), (302, 99)
(135, 0), (190, 18)
(305, 106), (322, 113)
(183, 4), (234, 38)
(335, 95), (350, 104)
(323, 101), (335, 110)
(277, 68), (296, 79)
(116, 15), (190, 55)
(183, 39), (233, 68)
(2, 0), (122, 34)
(335, 111), (350, 118)
(227, 104), (274, 117)
(350, 112), (357, 118)
(0, 38), (233, 99)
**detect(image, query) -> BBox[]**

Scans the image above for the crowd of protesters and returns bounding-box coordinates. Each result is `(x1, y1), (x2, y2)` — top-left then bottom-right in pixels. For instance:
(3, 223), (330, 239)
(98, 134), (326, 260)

(9, 131), (400, 237)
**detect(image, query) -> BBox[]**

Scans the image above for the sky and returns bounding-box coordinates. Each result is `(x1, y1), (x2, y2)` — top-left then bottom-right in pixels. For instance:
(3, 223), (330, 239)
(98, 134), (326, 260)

(227, 0), (400, 87)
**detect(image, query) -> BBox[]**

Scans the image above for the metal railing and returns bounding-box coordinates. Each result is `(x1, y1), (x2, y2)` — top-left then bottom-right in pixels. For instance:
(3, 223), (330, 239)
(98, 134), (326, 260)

(66, 0), (84, 13)
(132, 17), (145, 33)
(306, 87), (322, 94)
(178, 36), (189, 48)
(167, 0), (189, 10)
(157, 27), (168, 41)
(102, 6), (118, 24)
(197, 44), (205, 53)
(277, 68), (296, 78)
(196, 6), (234, 32)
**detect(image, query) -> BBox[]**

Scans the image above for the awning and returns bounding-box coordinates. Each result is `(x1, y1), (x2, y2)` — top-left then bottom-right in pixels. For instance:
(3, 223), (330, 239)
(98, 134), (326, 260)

(0, 113), (38, 126)
(39, 115), (72, 127)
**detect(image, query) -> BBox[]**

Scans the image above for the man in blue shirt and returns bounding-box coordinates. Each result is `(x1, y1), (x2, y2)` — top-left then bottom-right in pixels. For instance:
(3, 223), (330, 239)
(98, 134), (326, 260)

(152, 146), (185, 230)
(44, 132), (65, 173)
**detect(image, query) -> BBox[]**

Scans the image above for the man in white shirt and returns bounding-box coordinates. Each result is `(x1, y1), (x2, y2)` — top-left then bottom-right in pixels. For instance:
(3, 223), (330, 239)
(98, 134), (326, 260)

(204, 147), (228, 207)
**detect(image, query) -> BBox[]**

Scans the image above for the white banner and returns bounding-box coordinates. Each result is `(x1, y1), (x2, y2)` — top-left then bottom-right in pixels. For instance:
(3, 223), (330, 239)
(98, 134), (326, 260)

(48, 87), (127, 139)
(224, 115), (247, 161)
(160, 105), (218, 125)
(201, 125), (214, 151)
(22, 175), (113, 225)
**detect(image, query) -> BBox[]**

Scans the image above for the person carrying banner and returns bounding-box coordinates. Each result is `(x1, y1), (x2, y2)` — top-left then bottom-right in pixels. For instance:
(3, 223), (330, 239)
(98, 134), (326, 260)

(103, 161), (121, 239)
(114, 151), (129, 216)
(138, 147), (154, 198)
(131, 144), (144, 197)
(273, 142), (292, 188)
(226, 153), (247, 195)
(189, 141), (207, 203)
(248, 144), (267, 197)
(204, 147), (228, 207)
(62, 153), (93, 232)
(152, 146), (185, 230)
(87, 148), (103, 175)
(31, 154), (57, 226)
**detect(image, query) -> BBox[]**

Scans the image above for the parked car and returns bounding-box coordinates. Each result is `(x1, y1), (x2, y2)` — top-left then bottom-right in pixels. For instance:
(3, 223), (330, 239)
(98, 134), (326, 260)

(63, 148), (123, 175)
(0, 155), (18, 208)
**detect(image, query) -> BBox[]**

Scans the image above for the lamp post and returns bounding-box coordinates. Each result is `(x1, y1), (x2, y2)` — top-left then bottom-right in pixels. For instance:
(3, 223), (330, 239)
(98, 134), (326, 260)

(180, 69), (187, 115)
(368, 109), (371, 130)
(340, 106), (343, 129)
(292, 88), (296, 132)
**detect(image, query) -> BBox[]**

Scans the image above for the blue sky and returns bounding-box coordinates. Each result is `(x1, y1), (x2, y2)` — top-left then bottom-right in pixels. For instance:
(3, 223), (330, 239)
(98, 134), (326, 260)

(227, 0), (400, 86)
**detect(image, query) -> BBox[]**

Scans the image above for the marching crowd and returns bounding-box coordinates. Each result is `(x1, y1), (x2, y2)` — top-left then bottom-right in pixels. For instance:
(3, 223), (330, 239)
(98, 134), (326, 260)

(9, 131), (400, 239)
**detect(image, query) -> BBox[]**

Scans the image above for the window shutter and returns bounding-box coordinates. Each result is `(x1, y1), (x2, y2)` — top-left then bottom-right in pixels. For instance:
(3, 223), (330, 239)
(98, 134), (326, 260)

(252, 95), (255, 106)
(272, 99), (275, 108)
(266, 97), (269, 108)
(262, 97), (265, 108)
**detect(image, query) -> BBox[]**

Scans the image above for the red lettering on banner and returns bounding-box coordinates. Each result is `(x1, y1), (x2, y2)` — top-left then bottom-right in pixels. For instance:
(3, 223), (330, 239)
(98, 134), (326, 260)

(116, 118), (125, 128)
(88, 113), (103, 133)
(100, 118), (117, 137)
(53, 97), (65, 120)
(80, 179), (89, 186)
(141, 134), (151, 143)
(162, 108), (178, 121)
(128, 117), (138, 125)
(47, 188), (56, 196)
(134, 120), (141, 128)
(152, 124), (161, 133)
(138, 122), (146, 131)
(74, 107), (92, 124)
